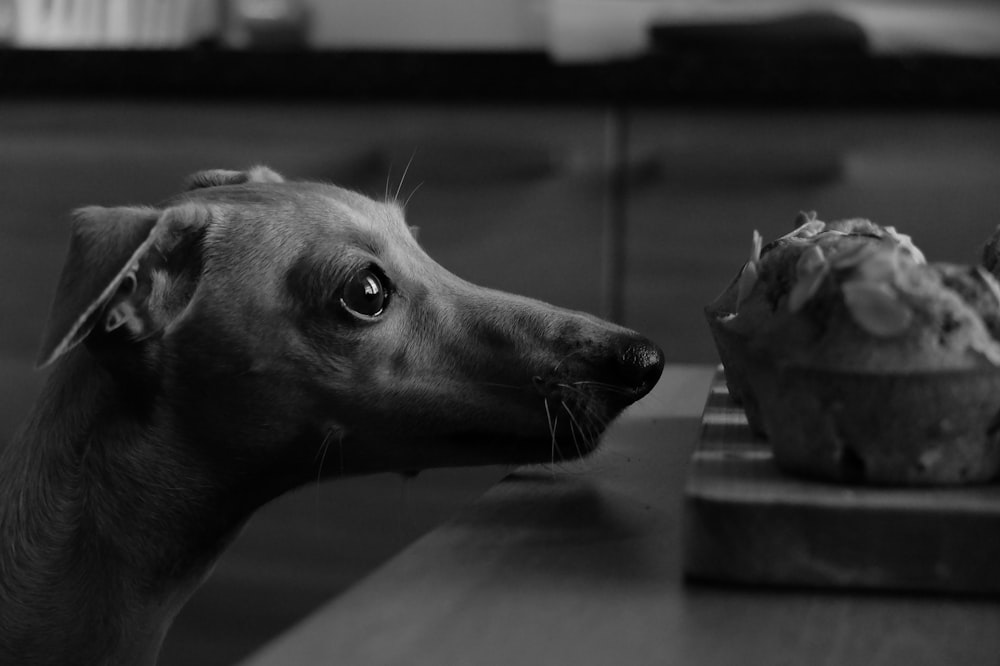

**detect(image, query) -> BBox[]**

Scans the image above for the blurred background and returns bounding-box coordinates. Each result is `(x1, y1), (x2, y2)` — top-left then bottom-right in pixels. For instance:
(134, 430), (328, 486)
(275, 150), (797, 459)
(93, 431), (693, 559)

(1, 1), (999, 664)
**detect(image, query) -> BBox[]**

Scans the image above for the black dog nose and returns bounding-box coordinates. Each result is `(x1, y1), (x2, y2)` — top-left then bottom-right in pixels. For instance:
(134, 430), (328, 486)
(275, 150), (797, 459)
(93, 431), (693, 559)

(612, 335), (665, 400)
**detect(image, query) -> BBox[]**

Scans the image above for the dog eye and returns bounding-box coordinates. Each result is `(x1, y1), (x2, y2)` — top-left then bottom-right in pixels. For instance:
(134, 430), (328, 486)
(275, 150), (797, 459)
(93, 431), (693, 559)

(340, 267), (389, 318)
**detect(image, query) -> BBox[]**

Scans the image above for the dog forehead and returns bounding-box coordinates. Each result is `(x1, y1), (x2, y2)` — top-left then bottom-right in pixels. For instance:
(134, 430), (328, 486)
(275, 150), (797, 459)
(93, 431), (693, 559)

(198, 182), (411, 264)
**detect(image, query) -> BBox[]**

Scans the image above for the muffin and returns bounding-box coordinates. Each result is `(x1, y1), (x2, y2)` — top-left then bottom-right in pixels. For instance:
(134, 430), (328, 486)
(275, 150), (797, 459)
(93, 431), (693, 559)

(705, 212), (924, 435)
(707, 215), (1000, 485)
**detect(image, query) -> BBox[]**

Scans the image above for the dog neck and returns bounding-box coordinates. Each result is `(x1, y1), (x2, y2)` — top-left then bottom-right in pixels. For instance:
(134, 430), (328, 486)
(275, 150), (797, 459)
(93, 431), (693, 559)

(0, 349), (249, 666)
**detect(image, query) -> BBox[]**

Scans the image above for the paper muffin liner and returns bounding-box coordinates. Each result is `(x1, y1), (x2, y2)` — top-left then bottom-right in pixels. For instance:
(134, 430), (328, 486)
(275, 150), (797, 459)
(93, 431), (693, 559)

(756, 364), (1000, 485)
(704, 308), (769, 438)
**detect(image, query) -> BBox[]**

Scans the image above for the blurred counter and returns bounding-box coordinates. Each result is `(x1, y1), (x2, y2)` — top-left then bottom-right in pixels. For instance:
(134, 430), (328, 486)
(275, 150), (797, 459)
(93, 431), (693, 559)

(1, 48), (998, 107)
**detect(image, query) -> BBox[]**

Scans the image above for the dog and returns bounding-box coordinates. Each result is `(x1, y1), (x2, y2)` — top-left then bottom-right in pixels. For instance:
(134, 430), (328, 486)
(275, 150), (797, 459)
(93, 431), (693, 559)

(0, 167), (664, 665)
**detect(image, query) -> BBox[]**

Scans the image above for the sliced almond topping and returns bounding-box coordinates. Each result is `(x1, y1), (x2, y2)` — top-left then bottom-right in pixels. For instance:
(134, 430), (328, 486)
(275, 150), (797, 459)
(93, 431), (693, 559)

(883, 226), (926, 264)
(736, 260), (758, 313)
(842, 280), (913, 337)
(827, 241), (880, 270)
(787, 245), (829, 312)
(779, 218), (825, 242)
(796, 244), (826, 277)
(853, 248), (902, 283)
(974, 265), (1000, 309)
(789, 267), (828, 312)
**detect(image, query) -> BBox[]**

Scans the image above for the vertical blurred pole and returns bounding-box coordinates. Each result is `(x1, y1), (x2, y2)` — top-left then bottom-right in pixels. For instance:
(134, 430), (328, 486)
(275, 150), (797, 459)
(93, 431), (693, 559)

(602, 106), (628, 324)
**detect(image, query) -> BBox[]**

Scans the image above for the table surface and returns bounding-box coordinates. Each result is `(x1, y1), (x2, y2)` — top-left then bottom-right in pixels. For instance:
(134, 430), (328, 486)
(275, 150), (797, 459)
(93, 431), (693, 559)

(242, 365), (1000, 666)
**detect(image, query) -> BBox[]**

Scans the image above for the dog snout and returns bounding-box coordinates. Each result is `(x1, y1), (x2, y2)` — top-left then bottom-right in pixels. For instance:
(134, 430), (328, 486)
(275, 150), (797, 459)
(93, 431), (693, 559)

(608, 334), (665, 399)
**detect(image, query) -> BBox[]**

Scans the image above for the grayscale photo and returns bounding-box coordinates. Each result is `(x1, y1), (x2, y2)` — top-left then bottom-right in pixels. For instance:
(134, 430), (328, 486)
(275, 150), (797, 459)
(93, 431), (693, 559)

(1, 1), (999, 665)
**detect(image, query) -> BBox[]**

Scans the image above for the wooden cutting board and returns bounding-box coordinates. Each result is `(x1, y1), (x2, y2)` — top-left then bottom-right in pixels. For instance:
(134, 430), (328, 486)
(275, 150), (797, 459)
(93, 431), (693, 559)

(683, 368), (1000, 595)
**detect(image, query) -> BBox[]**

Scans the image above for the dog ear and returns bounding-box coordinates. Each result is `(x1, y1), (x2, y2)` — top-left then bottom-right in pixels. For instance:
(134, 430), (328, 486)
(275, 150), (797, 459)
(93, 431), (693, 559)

(36, 204), (210, 368)
(185, 166), (284, 191)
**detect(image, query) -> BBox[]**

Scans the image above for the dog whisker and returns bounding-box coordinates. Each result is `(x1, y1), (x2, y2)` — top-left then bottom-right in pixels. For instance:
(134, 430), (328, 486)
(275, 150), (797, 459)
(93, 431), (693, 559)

(540, 382), (612, 460)
(568, 380), (638, 395)
(554, 381), (590, 398)
(395, 151), (417, 204)
(315, 428), (336, 482)
(478, 381), (525, 391)
(402, 181), (424, 210)
(553, 383), (616, 418)
(313, 428), (332, 463)
(551, 348), (587, 374)
(570, 397), (608, 442)
(560, 400), (583, 433)
(543, 397), (556, 467)
(560, 401), (587, 460)
(313, 428), (335, 528)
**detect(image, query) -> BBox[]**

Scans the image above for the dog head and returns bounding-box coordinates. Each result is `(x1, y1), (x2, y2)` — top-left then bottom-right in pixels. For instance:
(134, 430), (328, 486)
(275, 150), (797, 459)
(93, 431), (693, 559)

(37, 167), (663, 492)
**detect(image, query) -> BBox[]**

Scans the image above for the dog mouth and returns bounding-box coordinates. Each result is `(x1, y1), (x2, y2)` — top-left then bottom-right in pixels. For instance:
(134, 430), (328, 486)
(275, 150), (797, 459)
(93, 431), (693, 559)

(330, 394), (624, 475)
(318, 334), (664, 475)
(442, 379), (647, 467)
(313, 385), (618, 475)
